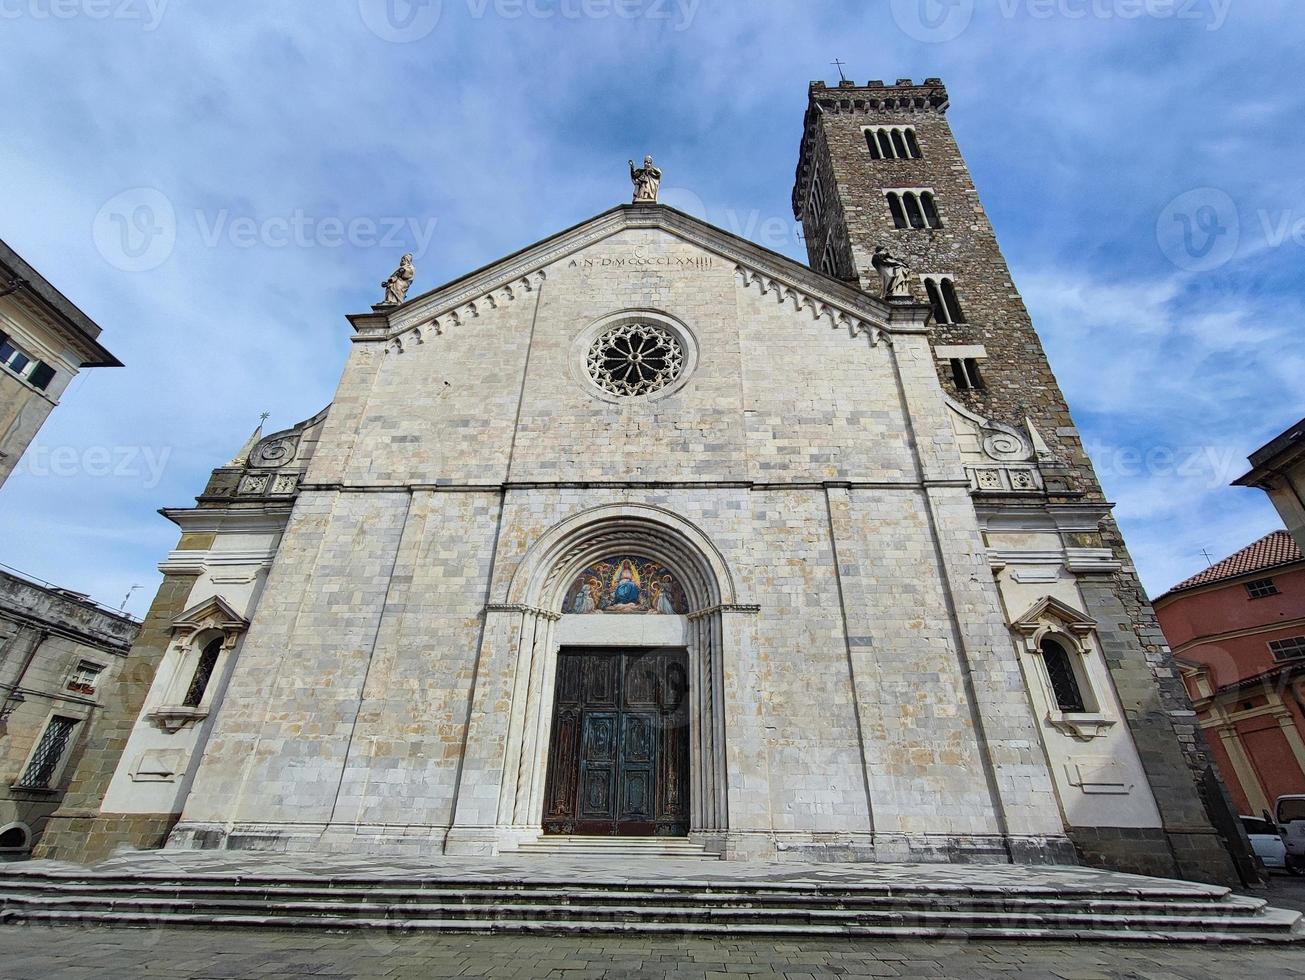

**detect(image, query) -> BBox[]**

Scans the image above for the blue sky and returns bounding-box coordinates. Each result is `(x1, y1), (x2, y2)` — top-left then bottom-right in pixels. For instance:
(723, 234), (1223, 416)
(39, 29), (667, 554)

(0, 0), (1300, 617)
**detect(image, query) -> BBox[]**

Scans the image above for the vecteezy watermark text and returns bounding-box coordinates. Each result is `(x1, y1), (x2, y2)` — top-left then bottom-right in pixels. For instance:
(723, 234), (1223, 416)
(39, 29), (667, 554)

(0, 0), (169, 30)
(17, 445), (172, 490)
(358, 0), (699, 42)
(92, 188), (439, 272)
(891, 0), (1230, 43)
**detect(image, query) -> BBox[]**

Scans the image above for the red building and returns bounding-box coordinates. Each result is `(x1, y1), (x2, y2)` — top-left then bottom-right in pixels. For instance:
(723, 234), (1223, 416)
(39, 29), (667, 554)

(1156, 532), (1305, 817)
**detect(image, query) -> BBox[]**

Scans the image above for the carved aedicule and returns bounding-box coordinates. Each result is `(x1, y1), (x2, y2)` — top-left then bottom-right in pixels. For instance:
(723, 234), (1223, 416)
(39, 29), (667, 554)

(147, 596), (248, 733)
(1011, 596), (1117, 742)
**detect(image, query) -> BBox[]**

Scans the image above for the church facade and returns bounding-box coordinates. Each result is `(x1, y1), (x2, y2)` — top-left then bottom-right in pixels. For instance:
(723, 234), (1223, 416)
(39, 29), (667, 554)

(37, 79), (1241, 884)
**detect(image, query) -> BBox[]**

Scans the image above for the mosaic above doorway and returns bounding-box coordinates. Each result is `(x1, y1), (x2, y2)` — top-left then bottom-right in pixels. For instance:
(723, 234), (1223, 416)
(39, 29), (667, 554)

(562, 556), (689, 615)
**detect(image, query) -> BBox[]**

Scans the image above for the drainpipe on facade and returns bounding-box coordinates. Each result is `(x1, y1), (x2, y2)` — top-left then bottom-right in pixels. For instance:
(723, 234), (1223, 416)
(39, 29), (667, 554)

(0, 628), (49, 734)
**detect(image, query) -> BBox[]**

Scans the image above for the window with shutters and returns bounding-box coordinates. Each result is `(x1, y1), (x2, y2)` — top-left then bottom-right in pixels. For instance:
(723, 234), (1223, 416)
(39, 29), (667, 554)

(14, 716), (78, 789)
(0, 333), (56, 391)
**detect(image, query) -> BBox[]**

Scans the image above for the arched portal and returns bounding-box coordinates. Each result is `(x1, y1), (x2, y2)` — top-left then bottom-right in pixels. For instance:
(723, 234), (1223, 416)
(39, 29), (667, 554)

(492, 504), (736, 846)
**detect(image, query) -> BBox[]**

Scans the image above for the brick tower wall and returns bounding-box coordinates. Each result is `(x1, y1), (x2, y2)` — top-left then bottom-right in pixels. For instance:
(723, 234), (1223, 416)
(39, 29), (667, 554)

(792, 78), (1246, 884)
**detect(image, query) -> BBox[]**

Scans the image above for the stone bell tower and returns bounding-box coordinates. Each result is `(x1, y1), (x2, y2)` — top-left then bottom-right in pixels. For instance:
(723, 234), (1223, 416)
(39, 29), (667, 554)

(793, 77), (1249, 884)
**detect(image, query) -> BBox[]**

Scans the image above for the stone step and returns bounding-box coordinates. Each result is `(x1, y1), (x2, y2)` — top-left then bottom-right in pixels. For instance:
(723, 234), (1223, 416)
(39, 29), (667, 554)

(2, 906), (1302, 944)
(0, 879), (1271, 918)
(0, 890), (1289, 933)
(0, 869), (1247, 902)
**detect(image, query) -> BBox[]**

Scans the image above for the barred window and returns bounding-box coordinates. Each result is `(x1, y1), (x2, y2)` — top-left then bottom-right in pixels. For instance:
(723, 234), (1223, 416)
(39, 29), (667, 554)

(182, 638), (223, 708)
(1246, 578), (1280, 599)
(1270, 637), (1305, 663)
(15, 716), (77, 789)
(1041, 638), (1086, 713)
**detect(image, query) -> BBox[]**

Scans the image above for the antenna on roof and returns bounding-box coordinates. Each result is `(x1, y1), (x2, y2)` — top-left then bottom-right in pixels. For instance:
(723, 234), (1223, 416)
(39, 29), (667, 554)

(832, 59), (849, 83)
(1200, 548), (1215, 567)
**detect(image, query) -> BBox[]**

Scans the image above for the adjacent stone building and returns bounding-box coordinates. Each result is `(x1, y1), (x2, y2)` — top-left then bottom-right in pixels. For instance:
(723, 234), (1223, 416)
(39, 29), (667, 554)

(0, 238), (123, 488)
(0, 569), (138, 858)
(41, 79), (1245, 883)
(0, 238), (138, 858)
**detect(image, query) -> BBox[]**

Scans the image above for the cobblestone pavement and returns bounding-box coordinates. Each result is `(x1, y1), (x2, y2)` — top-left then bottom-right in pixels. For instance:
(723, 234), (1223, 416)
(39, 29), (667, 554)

(2, 926), (1305, 979)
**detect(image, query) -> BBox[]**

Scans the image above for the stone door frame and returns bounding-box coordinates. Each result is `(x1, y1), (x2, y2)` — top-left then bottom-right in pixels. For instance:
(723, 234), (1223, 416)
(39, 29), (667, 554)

(483, 504), (748, 851)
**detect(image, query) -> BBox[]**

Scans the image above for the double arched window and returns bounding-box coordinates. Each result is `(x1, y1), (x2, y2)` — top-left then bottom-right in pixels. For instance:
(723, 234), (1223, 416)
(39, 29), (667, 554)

(923, 277), (966, 325)
(865, 127), (922, 160)
(886, 191), (942, 230)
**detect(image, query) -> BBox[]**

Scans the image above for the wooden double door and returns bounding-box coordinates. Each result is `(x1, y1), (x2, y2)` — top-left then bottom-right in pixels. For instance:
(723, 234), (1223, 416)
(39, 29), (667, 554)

(542, 649), (690, 837)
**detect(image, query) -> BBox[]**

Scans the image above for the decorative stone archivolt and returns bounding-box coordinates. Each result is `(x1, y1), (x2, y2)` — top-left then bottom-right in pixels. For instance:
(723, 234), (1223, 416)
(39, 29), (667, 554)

(489, 504), (744, 841)
(1011, 596), (1116, 741)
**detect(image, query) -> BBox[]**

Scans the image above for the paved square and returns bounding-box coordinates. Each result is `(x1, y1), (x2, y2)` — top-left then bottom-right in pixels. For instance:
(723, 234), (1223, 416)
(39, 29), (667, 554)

(3, 925), (1305, 979)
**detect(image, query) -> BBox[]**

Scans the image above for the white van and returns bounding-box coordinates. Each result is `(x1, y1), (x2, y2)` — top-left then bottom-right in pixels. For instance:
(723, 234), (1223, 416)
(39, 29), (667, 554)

(1273, 795), (1305, 873)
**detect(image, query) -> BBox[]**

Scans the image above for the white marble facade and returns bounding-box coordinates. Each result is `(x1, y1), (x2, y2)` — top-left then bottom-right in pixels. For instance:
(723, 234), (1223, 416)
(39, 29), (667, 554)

(105, 207), (1166, 863)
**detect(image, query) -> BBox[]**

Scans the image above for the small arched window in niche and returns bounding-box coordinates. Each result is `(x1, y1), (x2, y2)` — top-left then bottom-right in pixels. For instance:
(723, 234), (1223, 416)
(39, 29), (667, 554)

(182, 638), (223, 708)
(1041, 637), (1087, 713)
(905, 129), (922, 159)
(891, 129), (909, 159)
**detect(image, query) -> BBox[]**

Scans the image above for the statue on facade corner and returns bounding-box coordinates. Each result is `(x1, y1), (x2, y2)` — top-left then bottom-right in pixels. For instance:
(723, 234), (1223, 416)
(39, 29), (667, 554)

(629, 155), (662, 204)
(871, 246), (912, 300)
(380, 253), (415, 306)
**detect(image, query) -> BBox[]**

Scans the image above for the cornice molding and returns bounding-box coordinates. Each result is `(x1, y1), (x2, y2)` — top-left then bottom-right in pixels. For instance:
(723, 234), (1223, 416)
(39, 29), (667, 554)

(350, 206), (905, 353)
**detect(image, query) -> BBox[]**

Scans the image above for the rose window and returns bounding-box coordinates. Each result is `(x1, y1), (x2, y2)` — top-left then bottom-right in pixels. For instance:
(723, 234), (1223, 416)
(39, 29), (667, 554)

(586, 322), (684, 397)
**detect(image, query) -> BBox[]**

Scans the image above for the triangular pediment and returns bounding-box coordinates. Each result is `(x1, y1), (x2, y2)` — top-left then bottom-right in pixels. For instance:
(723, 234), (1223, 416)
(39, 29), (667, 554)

(172, 595), (249, 633)
(348, 204), (927, 348)
(1011, 596), (1097, 636)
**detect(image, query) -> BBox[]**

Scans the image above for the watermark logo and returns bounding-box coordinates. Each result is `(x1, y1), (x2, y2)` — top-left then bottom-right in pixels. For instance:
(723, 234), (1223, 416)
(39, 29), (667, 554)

(358, 0), (443, 42)
(993, 0), (1232, 31)
(92, 188), (440, 271)
(0, 0), (170, 30)
(890, 0), (975, 43)
(92, 187), (177, 273)
(361, 0), (699, 39)
(17, 444), (173, 490)
(1156, 187), (1240, 272)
